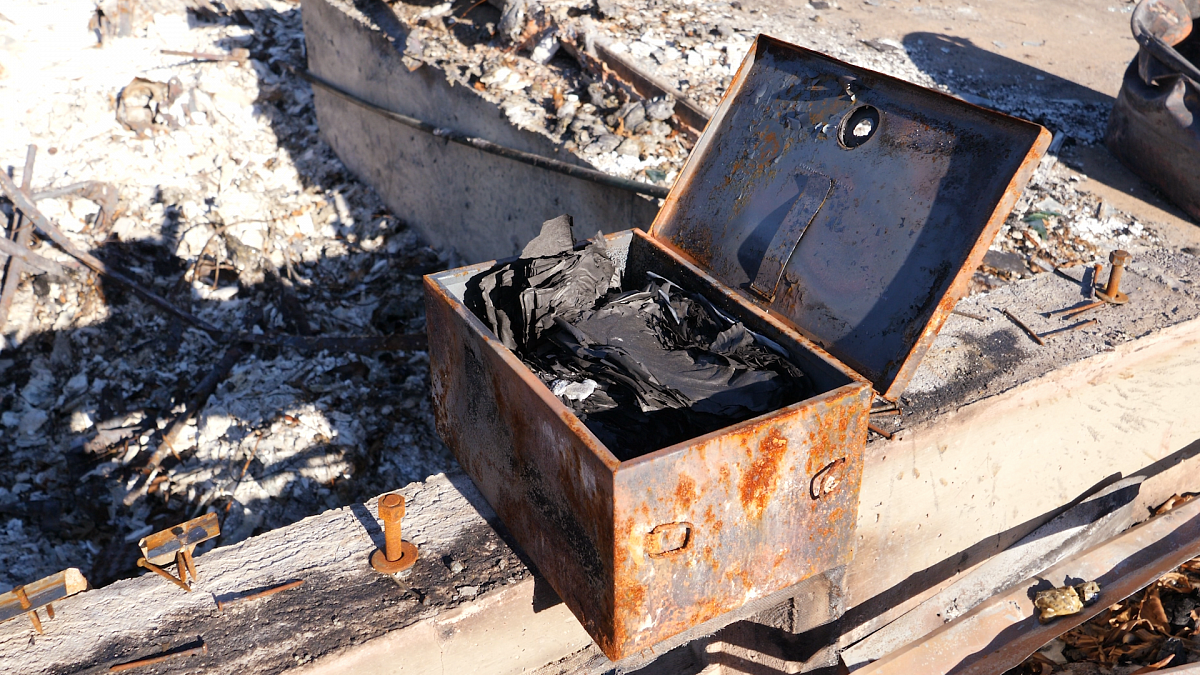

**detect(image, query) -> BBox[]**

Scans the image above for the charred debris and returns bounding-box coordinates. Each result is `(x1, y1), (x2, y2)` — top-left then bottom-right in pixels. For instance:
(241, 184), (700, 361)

(465, 215), (811, 459)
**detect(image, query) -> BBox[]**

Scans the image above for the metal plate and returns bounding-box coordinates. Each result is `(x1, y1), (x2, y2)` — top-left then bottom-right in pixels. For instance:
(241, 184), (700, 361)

(651, 36), (1051, 398)
(138, 513), (220, 566)
(0, 569), (87, 623)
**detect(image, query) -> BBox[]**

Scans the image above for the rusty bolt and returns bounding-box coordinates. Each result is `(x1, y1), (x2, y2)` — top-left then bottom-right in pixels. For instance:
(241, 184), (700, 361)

(370, 493), (418, 574)
(1096, 249), (1131, 305)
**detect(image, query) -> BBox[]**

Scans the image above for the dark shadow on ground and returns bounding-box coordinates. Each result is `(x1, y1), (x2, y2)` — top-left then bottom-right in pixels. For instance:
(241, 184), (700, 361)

(901, 31), (1197, 229)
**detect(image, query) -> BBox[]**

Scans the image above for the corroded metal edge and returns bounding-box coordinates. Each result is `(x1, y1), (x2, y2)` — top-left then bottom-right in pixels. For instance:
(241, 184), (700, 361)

(0, 569), (88, 623)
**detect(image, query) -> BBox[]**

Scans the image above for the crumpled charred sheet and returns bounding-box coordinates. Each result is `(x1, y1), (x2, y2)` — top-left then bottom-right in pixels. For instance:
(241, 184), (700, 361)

(1106, 0), (1200, 220)
(465, 216), (811, 460)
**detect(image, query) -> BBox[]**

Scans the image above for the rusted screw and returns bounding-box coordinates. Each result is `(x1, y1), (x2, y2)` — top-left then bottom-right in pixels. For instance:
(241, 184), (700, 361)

(1096, 250), (1131, 305)
(370, 493), (419, 574)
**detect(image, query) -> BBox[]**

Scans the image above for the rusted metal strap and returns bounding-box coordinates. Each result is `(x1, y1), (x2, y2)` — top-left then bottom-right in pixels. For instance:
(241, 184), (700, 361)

(0, 568), (87, 627)
(750, 171), (833, 300)
(590, 41), (714, 136)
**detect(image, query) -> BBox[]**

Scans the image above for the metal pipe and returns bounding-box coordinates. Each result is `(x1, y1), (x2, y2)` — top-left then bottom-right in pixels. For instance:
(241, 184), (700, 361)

(109, 642), (207, 672)
(289, 65), (671, 200)
(216, 579), (304, 611)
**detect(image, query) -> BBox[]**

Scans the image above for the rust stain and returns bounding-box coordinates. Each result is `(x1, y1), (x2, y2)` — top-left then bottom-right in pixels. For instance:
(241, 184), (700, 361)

(738, 428), (788, 519)
(674, 473), (697, 512)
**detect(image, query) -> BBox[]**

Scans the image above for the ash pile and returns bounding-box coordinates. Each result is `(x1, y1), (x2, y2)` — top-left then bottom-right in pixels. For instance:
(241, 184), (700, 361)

(389, 0), (1164, 286)
(0, 0), (454, 592)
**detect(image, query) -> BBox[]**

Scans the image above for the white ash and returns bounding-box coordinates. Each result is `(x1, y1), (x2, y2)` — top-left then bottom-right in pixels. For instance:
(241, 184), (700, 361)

(551, 378), (597, 401)
(0, 0), (453, 591)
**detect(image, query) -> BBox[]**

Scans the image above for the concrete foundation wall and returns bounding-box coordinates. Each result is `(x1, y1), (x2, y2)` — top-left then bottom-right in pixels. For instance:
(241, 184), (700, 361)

(301, 0), (660, 264)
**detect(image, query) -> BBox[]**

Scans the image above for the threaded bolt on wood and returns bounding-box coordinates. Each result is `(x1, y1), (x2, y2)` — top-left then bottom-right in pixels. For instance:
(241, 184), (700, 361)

(1096, 250), (1131, 305)
(370, 493), (418, 574)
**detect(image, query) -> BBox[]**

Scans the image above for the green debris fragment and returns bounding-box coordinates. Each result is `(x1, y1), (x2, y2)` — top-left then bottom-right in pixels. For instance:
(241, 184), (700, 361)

(646, 168), (668, 182)
(1023, 210), (1062, 222)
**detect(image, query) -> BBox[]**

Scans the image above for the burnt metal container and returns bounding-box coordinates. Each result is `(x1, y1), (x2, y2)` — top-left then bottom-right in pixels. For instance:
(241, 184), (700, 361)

(425, 35), (1049, 659)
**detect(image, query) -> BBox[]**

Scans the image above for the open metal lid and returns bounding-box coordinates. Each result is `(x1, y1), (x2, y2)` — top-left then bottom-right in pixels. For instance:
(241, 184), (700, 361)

(650, 36), (1051, 399)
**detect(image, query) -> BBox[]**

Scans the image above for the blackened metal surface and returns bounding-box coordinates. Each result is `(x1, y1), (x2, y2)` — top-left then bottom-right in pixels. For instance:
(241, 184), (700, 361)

(1107, 0), (1200, 221)
(651, 36), (1050, 399)
(426, 229), (871, 659)
(426, 268), (620, 647)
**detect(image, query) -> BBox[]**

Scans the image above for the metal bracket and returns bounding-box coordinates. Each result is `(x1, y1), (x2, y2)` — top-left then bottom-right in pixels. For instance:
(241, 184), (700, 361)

(136, 512), (220, 593)
(749, 171), (833, 301)
(0, 568), (88, 634)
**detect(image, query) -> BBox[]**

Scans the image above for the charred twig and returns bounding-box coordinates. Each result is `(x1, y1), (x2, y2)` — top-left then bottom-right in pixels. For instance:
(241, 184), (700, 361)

(0, 169), (227, 334)
(951, 309), (987, 322)
(221, 431), (264, 531)
(0, 145), (37, 331)
(30, 180), (120, 232)
(159, 344), (246, 456)
(1040, 319), (1098, 340)
(1002, 308), (1046, 346)
(249, 332), (425, 353)
(124, 345), (247, 505)
(0, 237), (70, 277)
(161, 48), (249, 64)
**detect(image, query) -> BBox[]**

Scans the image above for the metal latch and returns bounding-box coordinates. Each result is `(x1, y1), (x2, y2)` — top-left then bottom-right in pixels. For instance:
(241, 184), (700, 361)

(749, 170), (833, 301)
(646, 522), (694, 558)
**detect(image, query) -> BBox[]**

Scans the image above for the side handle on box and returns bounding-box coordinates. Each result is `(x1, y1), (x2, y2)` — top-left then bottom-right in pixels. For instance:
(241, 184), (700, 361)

(647, 522), (694, 559)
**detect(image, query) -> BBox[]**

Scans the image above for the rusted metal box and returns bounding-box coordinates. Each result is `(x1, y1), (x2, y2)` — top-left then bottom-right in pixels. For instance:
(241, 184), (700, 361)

(425, 35), (1049, 660)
